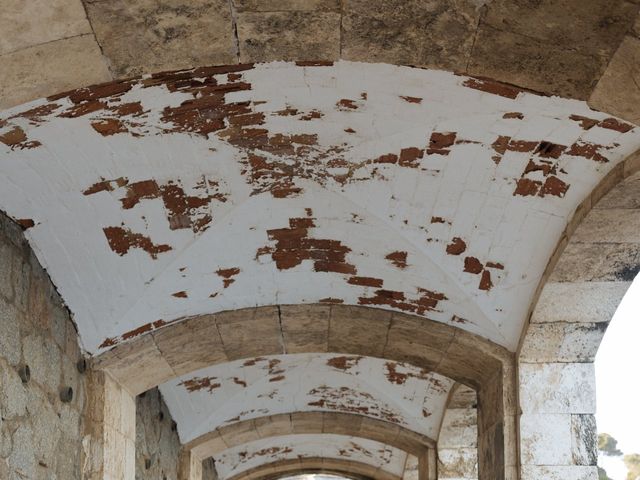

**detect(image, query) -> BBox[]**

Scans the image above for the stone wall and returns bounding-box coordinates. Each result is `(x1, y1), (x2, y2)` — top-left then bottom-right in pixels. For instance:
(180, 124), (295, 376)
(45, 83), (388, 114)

(135, 388), (181, 480)
(0, 212), (87, 479)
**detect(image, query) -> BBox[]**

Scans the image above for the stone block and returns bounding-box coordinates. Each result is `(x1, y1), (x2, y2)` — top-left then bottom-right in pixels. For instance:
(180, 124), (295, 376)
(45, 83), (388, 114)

(521, 465), (598, 480)
(519, 363), (595, 414)
(216, 307), (282, 360)
(237, 11), (341, 63)
(342, 0), (481, 71)
(328, 305), (391, 358)
(0, 301), (21, 365)
(571, 415), (597, 466)
(85, 0), (236, 78)
(234, 0), (340, 12)
(590, 36), (640, 125)
(520, 322), (606, 363)
(439, 408), (477, 449)
(280, 304), (330, 353)
(0, 0), (92, 55)
(438, 447), (478, 478)
(520, 413), (572, 466)
(532, 282), (630, 325)
(0, 35), (111, 110)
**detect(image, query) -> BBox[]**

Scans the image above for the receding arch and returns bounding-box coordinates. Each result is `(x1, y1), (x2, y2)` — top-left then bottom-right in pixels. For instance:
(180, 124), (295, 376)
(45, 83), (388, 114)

(93, 304), (513, 480)
(184, 411), (435, 460)
(224, 457), (402, 480)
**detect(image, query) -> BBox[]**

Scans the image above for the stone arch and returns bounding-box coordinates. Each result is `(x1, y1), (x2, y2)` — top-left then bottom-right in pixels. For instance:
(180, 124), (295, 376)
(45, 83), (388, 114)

(184, 411), (436, 460)
(93, 304), (513, 480)
(518, 150), (640, 478)
(224, 457), (402, 480)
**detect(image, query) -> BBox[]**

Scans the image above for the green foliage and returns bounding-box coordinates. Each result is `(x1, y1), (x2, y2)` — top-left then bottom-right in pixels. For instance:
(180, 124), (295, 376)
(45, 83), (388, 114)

(624, 453), (640, 480)
(599, 433), (623, 456)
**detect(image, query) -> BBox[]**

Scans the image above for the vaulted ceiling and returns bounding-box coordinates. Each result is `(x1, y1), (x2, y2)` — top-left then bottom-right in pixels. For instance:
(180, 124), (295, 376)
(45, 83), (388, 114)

(1, 2), (639, 479)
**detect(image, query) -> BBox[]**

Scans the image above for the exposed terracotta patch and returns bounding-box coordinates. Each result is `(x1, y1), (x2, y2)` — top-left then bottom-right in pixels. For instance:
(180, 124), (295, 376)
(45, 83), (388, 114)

(15, 219), (35, 230)
(479, 270), (493, 291)
(451, 315), (469, 324)
(464, 257), (483, 274)
(83, 177), (129, 195)
(359, 287), (446, 315)
(91, 118), (128, 136)
(180, 376), (221, 393)
(514, 178), (542, 196)
(462, 77), (522, 99)
(486, 261), (504, 270)
(0, 126), (41, 149)
(569, 114), (599, 130)
(344, 127), (356, 133)
(384, 362), (431, 385)
(347, 276), (384, 288)
(103, 226), (172, 259)
(216, 267), (241, 288)
(599, 117), (634, 133)
(430, 216), (447, 224)
(535, 141), (566, 159)
(446, 237), (466, 255)
(400, 96), (422, 104)
(99, 319), (168, 348)
(119, 178), (227, 233)
(427, 132), (456, 155)
(385, 251), (408, 269)
(269, 375), (285, 382)
(540, 176), (569, 197)
(567, 142), (611, 163)
(319, 297), (344, 304)
(326, 356), (362, 371)
(300, 110), (323, 121)
(259, 213), (356, 275)
(307, 385), (403, 425)
(233, 377), (247, 388)
(503, 112), (523, 119)
(172, 291), (188, 298)
(398, 147), (424, 167)
(337, 99), (359, 110)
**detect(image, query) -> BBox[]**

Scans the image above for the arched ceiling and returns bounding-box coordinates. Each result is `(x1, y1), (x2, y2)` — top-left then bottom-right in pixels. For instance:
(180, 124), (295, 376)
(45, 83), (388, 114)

(1, 61), (639, 354)
(159, 354), (453, 443)
(212, 434), (407, 480)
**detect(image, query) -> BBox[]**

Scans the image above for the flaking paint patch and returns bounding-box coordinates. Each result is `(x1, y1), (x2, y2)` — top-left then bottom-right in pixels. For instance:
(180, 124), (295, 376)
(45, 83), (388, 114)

(103, 226), (172, 258)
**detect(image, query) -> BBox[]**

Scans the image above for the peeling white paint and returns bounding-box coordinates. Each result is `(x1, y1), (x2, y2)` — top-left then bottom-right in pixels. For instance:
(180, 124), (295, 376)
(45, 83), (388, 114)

(213, 434), (407, 479)
(159, 353), (454, 443)
(0, 61), (638, 353)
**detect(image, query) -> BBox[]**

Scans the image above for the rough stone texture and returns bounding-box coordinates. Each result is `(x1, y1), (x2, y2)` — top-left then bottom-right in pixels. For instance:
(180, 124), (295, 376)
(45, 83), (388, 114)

(84, 0), (236, 78)
(0, 0), (92, 55)
(135, 388), (181, 480)
(469, 0), (639, 98)
(341, 0), (481, 70)
(0, 34), (111, 109)
(0, 212), (87, 479)
(236, 11), (341, 63)
(590, 36), (640, 125)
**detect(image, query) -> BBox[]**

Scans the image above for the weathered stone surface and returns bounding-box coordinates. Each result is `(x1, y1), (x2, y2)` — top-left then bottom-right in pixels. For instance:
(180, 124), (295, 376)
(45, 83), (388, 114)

(439, 408), (477, 448)
(0, 0), (92, 55)
(519, 322), (606, 363)
(532, 282), (630, 324)
(469, 0), (638, 98)
(520, 413), (572, 465)
(280, 304), (330, 353)
(237, 11), (340, 63)
(342, 0), (481, 70)
(551, 242), (640, 282)
(0, 34), (111, 109)
(521, 465), (598, 480)
(519, 363), (595, 414)
(590, 36), (640, 125)
(233, 0), (340, 12)
(571, 414), (597, 466)
(438, 448), (478, 478)
(84, 0), (236, 78)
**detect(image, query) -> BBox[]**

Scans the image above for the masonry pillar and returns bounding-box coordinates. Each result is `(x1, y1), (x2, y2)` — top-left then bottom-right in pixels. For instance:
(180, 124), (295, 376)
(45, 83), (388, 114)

(517, 283), (607, 480)
(84, 370), (136, 480)
(179, 449), (203, 480)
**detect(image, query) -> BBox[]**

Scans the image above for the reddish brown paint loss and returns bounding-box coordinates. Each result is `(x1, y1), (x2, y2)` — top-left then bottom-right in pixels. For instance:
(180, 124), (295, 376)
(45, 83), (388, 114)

(326, 356), (362, 371)
(462, 77), (522, 99)
(446, 237), (467, 255)
(427, 132), (456, 155)
(385, 251), (408, 269)
(103, 226), (172, 259)
(180, 376), (222, 393)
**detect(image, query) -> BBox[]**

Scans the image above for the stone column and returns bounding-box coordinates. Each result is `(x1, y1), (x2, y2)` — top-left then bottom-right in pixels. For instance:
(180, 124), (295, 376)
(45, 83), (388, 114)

(517, 283), (606, 480)
(83, 370), (136, 480)
(179, 449), (203, 480)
